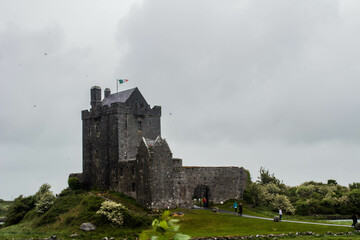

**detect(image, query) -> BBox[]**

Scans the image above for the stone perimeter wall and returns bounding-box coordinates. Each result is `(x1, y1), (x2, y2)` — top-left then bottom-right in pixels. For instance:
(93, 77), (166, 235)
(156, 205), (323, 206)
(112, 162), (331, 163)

(174, 166), (247, 208)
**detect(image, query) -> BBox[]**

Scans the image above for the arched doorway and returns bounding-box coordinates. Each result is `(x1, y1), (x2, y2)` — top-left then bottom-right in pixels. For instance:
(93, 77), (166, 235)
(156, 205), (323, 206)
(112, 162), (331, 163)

(193, 185), (210, 207)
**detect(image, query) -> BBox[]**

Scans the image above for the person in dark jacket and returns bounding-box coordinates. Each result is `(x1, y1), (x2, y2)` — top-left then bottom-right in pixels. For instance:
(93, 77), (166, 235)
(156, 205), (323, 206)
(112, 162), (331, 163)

(238, 202), (243, 216)
(352, 213), (358, 228)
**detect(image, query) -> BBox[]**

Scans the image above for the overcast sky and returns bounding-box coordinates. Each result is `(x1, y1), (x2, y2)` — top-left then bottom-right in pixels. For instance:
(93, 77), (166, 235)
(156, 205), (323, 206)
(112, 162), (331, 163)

(1, 0), (360, 200)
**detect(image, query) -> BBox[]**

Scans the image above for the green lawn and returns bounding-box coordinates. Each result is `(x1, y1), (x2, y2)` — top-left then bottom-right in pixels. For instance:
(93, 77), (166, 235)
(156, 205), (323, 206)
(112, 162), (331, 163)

(169, 210), (354, 238)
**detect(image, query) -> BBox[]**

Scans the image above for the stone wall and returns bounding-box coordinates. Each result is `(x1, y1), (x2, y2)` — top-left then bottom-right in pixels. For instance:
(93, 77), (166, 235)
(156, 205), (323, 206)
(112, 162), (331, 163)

(174, 166), (247, 208)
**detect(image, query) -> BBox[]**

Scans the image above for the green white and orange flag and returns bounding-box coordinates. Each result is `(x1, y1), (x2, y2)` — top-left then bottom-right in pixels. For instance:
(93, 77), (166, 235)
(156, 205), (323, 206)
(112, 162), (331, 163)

(118, 79), (128, 84)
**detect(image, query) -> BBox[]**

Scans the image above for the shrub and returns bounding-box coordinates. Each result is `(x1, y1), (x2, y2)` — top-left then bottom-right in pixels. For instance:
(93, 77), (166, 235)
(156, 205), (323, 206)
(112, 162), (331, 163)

(270, 194), (295, 214)
(96, 201), (127, 226)
(68, 177), (82, 190)
(140, 210), (191, 240)
(34, 184), (55, 214)
(349, 182), (360, 190)
(35, 191), (55, 214)
(4, 195), (36, 226)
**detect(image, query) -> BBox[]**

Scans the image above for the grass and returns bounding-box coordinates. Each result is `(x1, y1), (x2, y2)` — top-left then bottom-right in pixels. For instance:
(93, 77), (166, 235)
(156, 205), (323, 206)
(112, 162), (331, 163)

(0, 193), (357, 240)
(214, 200), (354, 226)
(170, 209), (352, 238)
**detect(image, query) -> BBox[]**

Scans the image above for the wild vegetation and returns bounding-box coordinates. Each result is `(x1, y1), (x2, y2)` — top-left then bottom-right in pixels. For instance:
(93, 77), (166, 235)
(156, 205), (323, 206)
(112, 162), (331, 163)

(243, 167), (360, 216)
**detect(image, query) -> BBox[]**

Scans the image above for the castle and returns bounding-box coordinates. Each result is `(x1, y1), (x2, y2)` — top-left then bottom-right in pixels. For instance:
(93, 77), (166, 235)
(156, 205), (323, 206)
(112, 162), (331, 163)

(70, 86), (247, 208)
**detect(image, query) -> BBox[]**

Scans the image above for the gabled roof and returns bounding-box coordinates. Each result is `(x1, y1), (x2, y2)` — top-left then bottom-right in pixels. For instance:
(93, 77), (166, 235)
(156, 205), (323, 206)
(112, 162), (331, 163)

(102, 87), (147, 106)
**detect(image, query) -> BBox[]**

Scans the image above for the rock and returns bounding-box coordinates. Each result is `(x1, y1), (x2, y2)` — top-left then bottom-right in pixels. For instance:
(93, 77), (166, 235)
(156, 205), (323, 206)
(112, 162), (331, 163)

(212, 207), (219, 213)
(80, 222), (96, 231)
(102, 237), (108, 240)
(273, 216), (280, 222)
(70, 233), (78, 238)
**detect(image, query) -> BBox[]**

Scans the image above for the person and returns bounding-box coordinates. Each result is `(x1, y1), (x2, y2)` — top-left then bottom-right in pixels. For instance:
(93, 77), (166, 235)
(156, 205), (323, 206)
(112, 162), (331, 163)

(202, 197), (207, 208)
(238, 202), (243, 216)
(233, 201), (238, 212)
(352, 213), (358, 228)
(279, 209), (282, 221)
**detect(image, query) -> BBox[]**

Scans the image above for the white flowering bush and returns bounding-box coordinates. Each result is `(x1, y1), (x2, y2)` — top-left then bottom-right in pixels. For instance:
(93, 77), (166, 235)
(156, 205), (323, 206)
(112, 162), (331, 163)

(34, 183), (55, 214)
(96, 201), (127, 226)
(270, 194), (295, 214)
(35, 191), (56, 214)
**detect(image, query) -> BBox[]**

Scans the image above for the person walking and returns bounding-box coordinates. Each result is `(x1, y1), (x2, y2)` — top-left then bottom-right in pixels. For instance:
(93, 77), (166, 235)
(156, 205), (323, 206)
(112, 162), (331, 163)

(352, 213), (358, 228)
(233, 201), (238, 213)
(279, 209), (282, 221)
(238, 202), (243, 216)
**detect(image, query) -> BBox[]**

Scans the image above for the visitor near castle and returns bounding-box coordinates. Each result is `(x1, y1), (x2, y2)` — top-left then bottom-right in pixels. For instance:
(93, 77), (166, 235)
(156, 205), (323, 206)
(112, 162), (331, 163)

(279, 209), (282, 221)
(352, 213), (358, 228)
(234, 201), (238, 212)
(202, 197), (207, 207)
(238, 202), (243, 216)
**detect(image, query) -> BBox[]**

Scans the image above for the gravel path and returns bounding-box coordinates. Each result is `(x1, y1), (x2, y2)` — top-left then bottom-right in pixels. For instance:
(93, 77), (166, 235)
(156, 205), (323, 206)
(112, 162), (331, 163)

(196, 206), (352, 228)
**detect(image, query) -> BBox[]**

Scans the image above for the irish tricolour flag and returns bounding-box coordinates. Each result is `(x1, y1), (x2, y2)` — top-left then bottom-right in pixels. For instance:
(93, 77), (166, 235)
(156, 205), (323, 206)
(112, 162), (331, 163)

(118, 79), (128, 84)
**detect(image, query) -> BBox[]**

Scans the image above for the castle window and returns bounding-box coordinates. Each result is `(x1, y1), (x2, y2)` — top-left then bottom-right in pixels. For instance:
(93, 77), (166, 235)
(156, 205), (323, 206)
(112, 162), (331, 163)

(119, 167), (123, 176)
(132, 183), (136, 191)
(131, 166), (136, 175)
(137, 121), (142, 130)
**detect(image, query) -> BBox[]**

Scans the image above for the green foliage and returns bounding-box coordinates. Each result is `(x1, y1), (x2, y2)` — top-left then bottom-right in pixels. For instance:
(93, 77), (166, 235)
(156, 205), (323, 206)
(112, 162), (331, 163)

(34, 184), (55, 214)
(327, 179), (338, 185)
(258, 167), (280, 185)
(348, 189), (360, 211)
(4, 195), (36, 226)
(349, 182), (360, 190)
(34, 190), (92, 226)
(140, 211), (191, 240)
(68, 177), (82, 190)
(270, 194), (295, 214)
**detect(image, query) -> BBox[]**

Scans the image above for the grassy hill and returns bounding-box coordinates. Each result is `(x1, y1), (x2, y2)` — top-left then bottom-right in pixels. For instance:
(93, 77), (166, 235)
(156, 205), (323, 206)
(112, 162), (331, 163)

(0, 189), (153, 240)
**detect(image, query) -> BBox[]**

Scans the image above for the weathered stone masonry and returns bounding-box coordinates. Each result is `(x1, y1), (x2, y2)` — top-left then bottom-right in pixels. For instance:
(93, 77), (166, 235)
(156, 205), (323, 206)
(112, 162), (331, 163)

(70, 86), (247, 208)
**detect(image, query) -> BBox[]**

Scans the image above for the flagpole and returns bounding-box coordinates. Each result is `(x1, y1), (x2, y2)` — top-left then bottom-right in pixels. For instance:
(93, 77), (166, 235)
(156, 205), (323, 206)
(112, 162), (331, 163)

(116, 79), (118, 93)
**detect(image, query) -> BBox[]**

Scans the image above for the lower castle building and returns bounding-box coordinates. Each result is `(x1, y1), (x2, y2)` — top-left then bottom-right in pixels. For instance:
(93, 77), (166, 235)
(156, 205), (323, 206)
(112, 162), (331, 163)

(70, 86), (247, 208)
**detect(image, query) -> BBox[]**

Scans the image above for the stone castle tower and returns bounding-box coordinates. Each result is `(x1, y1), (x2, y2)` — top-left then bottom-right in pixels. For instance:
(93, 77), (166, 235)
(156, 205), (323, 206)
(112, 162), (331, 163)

(70, 86), (247, 208)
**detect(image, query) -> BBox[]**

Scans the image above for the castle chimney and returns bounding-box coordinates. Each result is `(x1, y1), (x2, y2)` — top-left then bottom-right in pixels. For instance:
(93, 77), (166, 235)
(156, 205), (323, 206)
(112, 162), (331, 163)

(104, 88), (111, 98)
(90, 86), (101, 108)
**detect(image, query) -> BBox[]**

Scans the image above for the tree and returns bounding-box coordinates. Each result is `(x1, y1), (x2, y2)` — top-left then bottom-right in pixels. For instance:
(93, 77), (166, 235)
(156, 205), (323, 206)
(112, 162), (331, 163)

(4, 195), (36, 226)
(258, 167), (280, 185)
(349, 182), (360, 190)
(327, 179), (337, 185)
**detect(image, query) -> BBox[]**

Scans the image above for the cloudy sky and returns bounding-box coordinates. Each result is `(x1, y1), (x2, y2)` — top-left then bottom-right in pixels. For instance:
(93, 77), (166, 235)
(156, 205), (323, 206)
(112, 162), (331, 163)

(1, 0), (360, 200)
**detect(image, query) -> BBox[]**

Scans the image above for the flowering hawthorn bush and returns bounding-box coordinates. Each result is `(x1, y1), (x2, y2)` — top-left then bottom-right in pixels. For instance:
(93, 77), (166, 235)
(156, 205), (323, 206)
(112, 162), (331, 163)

(96, 200), (127, 226)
